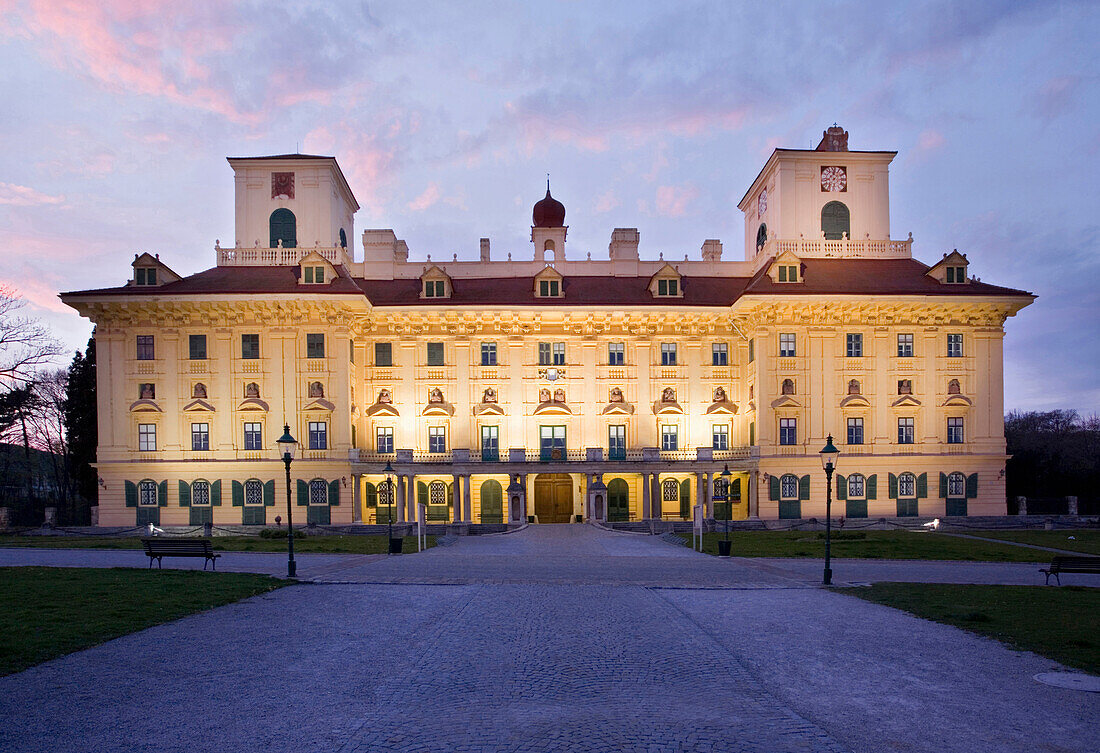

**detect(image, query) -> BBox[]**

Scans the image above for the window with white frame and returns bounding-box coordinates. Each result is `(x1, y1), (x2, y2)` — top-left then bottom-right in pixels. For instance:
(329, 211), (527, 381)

(428, 426), (446, 453)
(481, 342), (497, 366)
(608, 342), (624, 365)
(780, 474), (798, 499)
(897, 333), (913, 357)
(424, 279), (445, 297)
(308, 421), (327, 450)
(660, 343), (677, 366)
(779, 333), (796, 357)
(136, 335), (154, 360)
(138, 423), (157, 452)
(191, 480), (210, 506)
(712, 424), (728, 450)
(898, 472), (916, 497)
(657, 278), (678, 296)
(947, 333), (963, 358)
(947, 417), (964, 444)
(847, 473), (865, 498)
(139, 479), (158, 506)
(244, 479), (263, 506)
(552, 342), (565, 365)
(538, 279), (560, 297)
(429, 480), (447, 505)
(847, 417), (864, 445)
(244, 422), (262, 451)
(662, 479), (679, 501)
(191, 423), (209, 452)
(711, 342), (728, 366)
(948, 472), (965, 497)
(661, 425), (678, 451)
(376, 426), (394, 453)
(779, 418), (797, 445)
(846, 333), (862, 358)
(309, 479), (327, 505)
(898, 417), (915, 444)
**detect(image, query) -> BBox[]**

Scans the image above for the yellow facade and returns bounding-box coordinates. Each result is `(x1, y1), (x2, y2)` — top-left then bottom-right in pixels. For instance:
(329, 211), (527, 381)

(62, 129), (1032, 528)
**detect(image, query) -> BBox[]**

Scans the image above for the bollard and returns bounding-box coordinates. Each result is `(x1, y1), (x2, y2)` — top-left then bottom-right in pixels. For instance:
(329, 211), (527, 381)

(1016, 496), (1027, 516)
(203, 521), (213, 537)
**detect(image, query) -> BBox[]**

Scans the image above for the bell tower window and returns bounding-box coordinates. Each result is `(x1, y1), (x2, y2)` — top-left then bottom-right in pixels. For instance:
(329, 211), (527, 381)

(821, 201), (850, 241)
(269, 208), (297, 248)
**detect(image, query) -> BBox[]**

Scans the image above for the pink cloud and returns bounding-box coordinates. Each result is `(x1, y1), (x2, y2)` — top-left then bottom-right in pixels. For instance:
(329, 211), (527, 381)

(0, 275), (73, 315)
(916, 129), (946, 153)
(594, 190), (619, 214)
(304, 122), (400, 216)
(654, 184), (699, 218)
(407, 182), (441, 212)
(0, 182), (64, 206)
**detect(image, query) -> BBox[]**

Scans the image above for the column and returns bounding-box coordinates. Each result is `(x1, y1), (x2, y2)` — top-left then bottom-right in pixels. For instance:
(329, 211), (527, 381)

(463, 475), (472, 522)
(641, 472), (651, 519)
(652, 473), (662, 519)
(748, 470), (760, 518)
(452, 474), (463, 522)
(696, 472), (708, 518)
(396, 475), (407, 523)
(520, 473), (529, 521)
(351, 474), (362, 522)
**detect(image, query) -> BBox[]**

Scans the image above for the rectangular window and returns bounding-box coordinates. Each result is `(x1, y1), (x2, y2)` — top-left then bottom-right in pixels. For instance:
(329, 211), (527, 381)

(848, 475), (865, 498)
(897, 333), (914, 358)
(552, 342), (565, 365)
(899, 474), (916, 497)
(898, 417), (915, 444)
(424, 279), (444, 297)
(778, 265), (787, 282)
(244, 422), (262, 451)
(748, 338), (755, 363)
(608, 425), (625, 460)
(426, 342), (444, 366)
(191, 423), (210, 452)
(241, 334), (260, 360)
(657, 278), (678, 296)
(661, 425), (678, 451)
(946, 266), (966, 283)
(779, 418), (797, 445)
(779, 333), (796, 358)
(480, 425), (498, 460)
(375, 342), (392, 366)
(138, 423), (157, 452)
(847, 417), (864, 445)
(538, 342), (552, 365)
(608, 342), (624, 365)
(947, 417), (964, 444)
(948, 473), (965, 497)
(538, 279), (560, 297)
(749, 421), (755, 446)
(540, 425), (566, 460)
(712, 424), (728, 451)
(947, 333), (963, 358)
(189, 334), (207, 360)
(304, 267), (313, 284)
(660, 342), (677, 366)
(481, 342), (497, 366)
(846, 333), (863, 358)
(306, 333), (325, 359)
(711, 342), (728, 366)
(136, 335), (154, 361)
(308, 421), (327, 450)
(376, 427), (394, 454)
(428, 426), (446, 453)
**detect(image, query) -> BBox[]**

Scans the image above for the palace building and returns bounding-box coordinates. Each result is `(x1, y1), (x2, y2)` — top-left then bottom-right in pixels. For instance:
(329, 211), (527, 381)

(61, 126), (1033, 528)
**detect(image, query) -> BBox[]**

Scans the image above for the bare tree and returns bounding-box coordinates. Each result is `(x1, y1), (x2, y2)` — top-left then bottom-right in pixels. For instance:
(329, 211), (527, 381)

(0, 285), (63, 391)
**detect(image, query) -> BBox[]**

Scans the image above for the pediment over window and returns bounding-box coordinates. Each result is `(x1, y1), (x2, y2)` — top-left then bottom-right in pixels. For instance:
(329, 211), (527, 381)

(770, 395), (802, 409)
(183, 399), (216, 412)
(767, 250), (803, 284)
(366, 402), (400, 417)
(473, 402), (505, 416)
(420, 264), (452, 299)
(533, 265), (564, 298)
(303, 398), (335, 412)
(421, 402), (455, 416)
(942, 394), (973, 407)
(601, 402), (635, 415)
(891, 395), (922, 407)
(297, 250), (336, 285)
(236, 398), (269, 412)
(131, 252), (181, 288)
(129, 399), (163, 412)
(839, 394), (871, 408)
(706, 401), (738, 415)
(533, 400), (571, 415)
(648, 263), (683, 298)
(652, 400), (683, 415)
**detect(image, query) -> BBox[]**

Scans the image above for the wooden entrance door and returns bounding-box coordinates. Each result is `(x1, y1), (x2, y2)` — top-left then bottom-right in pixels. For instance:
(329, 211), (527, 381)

(534, 474), (573, 523)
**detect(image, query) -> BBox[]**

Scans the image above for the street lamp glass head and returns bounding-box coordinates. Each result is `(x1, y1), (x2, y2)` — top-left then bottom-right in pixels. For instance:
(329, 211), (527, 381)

(720, 463), (731, 479)
(819, 434), (840, 471)
(276, 424), (298, 460)
(383, 460), (394, 475)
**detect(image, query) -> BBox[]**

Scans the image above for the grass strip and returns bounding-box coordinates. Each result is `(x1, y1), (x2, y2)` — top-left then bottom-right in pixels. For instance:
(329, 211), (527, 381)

(678, 530), (1052, 561)
(0, 567), (289, 676)
(0, 534), (433, 555)
(958, 530), (1100, 556)
(845, 582), (1100, 675)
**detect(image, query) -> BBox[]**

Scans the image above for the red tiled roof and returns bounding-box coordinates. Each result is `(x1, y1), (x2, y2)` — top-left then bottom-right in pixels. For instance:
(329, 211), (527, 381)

(62, 265), (366, 297)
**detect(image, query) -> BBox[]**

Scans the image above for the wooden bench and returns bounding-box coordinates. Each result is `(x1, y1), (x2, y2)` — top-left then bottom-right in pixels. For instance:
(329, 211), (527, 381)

(142, 538), (221, 571)
(1040, 555), (1100, 585)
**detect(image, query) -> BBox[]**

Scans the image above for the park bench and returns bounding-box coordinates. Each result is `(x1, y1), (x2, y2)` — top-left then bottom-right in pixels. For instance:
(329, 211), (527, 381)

(1039, 555), (1100, 585)
(141, 538), (221, 571)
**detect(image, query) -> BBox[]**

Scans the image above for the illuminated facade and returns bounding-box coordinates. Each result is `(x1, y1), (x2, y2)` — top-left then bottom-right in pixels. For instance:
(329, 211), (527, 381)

(62, 127), (1033, 528)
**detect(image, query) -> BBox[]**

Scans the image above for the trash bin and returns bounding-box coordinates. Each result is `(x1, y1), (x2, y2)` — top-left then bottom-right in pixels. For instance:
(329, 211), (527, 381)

(717, 540), (732, 557)
(388, 537), (403, 554)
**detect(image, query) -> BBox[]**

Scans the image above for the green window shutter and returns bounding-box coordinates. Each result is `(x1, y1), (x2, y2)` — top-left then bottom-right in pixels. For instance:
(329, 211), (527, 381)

(888, 473), (898, 500)
(798, 475), (810, 500)
(769, 476), (780, 501)
(680, 478), (691, 518)
(329, 479), (340, 506)
(179, 480), (191, 507)
(916, 473), (927, 499)
(125, 480), (138, 507)
(418, 481), (428, 506)
(297, 479), (308, 506)
(836, 474), (846, 500)
(232, 480), (244, 507)
(264, 480), (275, 506)
(966, 473), (979, 499)
(158, 480), (168, 507)
(866, 474), (877, 500)
(364, 482), (378, 507)
(211, 480), (221, 506)
(447, 482), (454, 506)
(939, 473), (948, 499)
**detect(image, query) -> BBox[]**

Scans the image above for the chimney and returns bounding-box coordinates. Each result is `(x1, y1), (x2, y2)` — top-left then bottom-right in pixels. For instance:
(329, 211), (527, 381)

(609, 228), (640, 260)
(480, 238), (490, 262)
(701, 239), (722, 262)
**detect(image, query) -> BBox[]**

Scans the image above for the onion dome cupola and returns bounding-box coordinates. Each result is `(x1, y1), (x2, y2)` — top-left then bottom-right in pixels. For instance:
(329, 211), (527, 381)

(532, 180), (566, 228)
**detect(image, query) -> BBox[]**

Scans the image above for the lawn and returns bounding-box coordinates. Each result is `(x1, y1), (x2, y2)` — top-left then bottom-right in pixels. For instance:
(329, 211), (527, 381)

(959, 529), (1100, 556)
(0, 567), (288, 676)
(0, 533), (434, 555)
(846, 583), (1100, 675)
(679, 530), (1052, 562)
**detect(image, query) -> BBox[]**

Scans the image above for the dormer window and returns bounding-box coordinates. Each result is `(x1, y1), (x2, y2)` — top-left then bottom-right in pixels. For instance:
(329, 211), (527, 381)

(419, 265), (452, 299)
(539, 279), (560, 297)
(425, 280), (445, 297)
(945, 266), (966, 283)
(135, 267), (157, 286)
(303, 266), (325, 284)
(657, 278), (678, 296)
(533, 266), (564, 299)
(777, 265), (799, 282)
(648, 264), (683, 299)
(927, 250), (970, 285)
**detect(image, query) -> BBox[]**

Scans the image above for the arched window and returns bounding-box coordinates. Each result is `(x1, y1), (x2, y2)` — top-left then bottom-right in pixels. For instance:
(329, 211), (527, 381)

(821, 201), (850, 241)
(244, 479), (263, 505)
(192, 480), (211, 506)
(480, 480), (503, 524)
(847, 474), (865, 499)
(607, 478), (629, 522)
(269, 208), (297, 248)
(339, 228), (347, 248)
(429, 480), (447, 506)
(781, 378), (795, 395)
(780, 474), (799, 499)
(363, 481), (378, 507)
(309, 479), (327, 505)
(756, 223), (767, 253)
(139, 479), (158, 506)
(898, 472), (916, 498)
(662, 479), (679, 502)
(947, 472), (965, 497)
(542, 239), (555, 262)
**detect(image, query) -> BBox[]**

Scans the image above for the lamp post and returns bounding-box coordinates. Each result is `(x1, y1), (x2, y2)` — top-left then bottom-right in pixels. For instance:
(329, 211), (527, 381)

(819, 434), (840, 586)
(717, 464), (732, 556)
(381, 460), (398, 554)
(276, 424), (298, 578)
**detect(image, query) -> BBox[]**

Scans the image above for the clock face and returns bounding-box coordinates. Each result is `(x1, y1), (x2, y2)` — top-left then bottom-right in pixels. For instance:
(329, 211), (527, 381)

(757, 190), (767, 216)
(821, 166), (847, 192)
